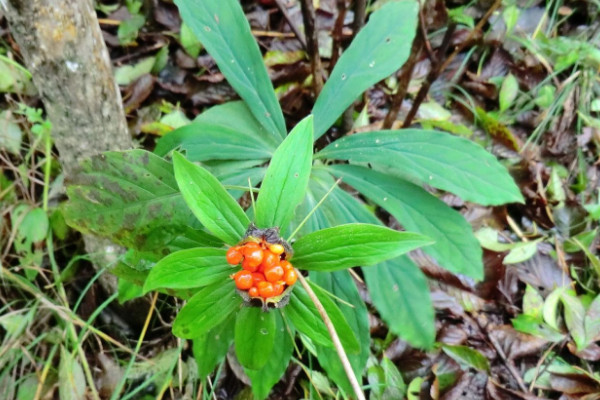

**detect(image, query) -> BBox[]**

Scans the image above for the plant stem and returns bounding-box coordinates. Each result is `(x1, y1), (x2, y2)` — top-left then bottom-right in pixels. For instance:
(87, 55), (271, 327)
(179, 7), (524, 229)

(382, 33), (422, 129)
(273, 0), (308, 49)
(299, 0), (324, 96)
(296, 273), (366, 400)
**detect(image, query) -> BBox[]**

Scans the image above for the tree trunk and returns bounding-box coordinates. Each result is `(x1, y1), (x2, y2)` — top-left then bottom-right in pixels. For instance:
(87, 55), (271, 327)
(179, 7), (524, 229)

(3, 0), (133, 292)
(3, 0), (132, 176)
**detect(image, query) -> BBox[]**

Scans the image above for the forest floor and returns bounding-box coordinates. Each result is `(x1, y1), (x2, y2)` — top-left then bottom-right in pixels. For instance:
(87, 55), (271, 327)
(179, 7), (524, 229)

(1, 1), (600, 399)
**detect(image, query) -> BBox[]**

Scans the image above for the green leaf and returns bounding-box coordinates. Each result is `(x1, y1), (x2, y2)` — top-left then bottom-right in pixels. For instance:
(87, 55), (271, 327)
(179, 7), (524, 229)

(255, 115), (314, 232)
(363, 257), (435, 349)
(286, 282), (360, 353)
(499, 74), (518, 113)
(172, 280), (241, 338)
(543, 287), (565, 330)
(442, 345), (490, 372)
(193, 314), (235, 379)
(144, 248), (233, 292)
(59, 346), (86, 400)
(155, 102), (278, 160)
(326, 164), (483, 280)
(522, 285), (545, 320)
(245, 312), (294, 400)
(64, 150), (194, 250)
(367, 356), (406, 400)
(312, 271), (369, 397)
(235, 307), (276, 370)
(585, 295), (600, 344)
(291, 223), (432, 272)
(316, 130), (524, 205)
(511, 314), (565, 342)
(312, 1), (418, 138)
(174, 0), (285, 140)
(172, 152), (249, 245)
(561, 291), (587, 351)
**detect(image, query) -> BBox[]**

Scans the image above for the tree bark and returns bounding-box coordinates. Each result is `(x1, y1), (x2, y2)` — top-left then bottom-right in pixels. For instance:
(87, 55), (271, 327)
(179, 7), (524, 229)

(3, 0), (133, 292)
(3, 0), (132, 176)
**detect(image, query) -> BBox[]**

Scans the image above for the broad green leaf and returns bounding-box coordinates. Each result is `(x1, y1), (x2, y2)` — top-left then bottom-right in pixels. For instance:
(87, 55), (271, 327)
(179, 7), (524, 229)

(312, 271), (369, 397)
(363, 257), (435, 349)
(235, 307), (276, 370)
(246, 312), (294, 400)
(326, 164), (483, 279)
(292, 223), (432, 271)
(155, 102), (278, 160)
(442, 345), (490, 372)
(511, 314), (565, 342)
(543, 287), (565, 330)
(175, 0), (286, 140)
(312, 1), (418, 138)
(367, 357), (406, 400)
(193, 315), (235, 379)
(172, 152), (249, 244)
(561, 291), (587, 351)
(499, 74), (519, 113)
(64, 150), (194, 250)
(59, 346), (85, 400)
(585, 295), (600, 344)
(255, 115), (314, 232)
(144, 248), (233, 292)
(117, 279), (144, 303)
(172, 280), (241, 338)
(286, 282), (360, 353)
(522, 285), (545, 320)
(316, 130), (524, 205)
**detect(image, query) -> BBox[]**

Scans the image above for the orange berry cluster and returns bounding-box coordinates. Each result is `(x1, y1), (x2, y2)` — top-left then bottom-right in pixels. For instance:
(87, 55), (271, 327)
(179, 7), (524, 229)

(227, 241), (297, 299)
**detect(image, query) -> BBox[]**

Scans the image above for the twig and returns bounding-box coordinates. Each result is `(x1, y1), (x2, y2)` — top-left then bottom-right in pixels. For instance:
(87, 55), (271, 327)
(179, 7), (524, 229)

(296, 273), (366, 400)
(273, 0), (308, 49)
(382, 34), (423, 129)
(351, 0), (367, 37)
(402, 22), (456, 128)
(299, 0), (324, 95)
(402, 0), (502, 127)
(328, 0), (348, 74)
(438, 0), (503, 73)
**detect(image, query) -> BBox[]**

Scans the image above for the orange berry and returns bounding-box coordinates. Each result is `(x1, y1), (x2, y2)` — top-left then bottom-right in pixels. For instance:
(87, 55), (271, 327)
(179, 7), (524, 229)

(258, 281), (275, 298)
(261, 251), (279, 270)
(241, 257), (258, 272)
(244, 248), (264, 267)
(248, 287), (259, 297)
(226, 247), (243, 265)
(234, 270), (253, 290)
(243, 242), (260, 252)
(268, 243), (285, 255)
(273, 282), (284, 296)
(284, 269), (297, 286)
(251, 272), (265, 285)
(280, 260), (293, 272)
(264, 265), (284, 283)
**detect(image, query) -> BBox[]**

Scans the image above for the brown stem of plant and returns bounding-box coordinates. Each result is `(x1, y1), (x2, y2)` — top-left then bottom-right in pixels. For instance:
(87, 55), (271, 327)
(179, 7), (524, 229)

(328, 0), (348, 74)
(296, 272), (366, 400)
(402, 0), (502, 128)
(273, 0), (308, 50)
(299, 0), (324, 96)
(402, 22), (456, 128)
(382, 34), (423, 129)
(351, 0), (367, 36)
(438, 0), (503, 73)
